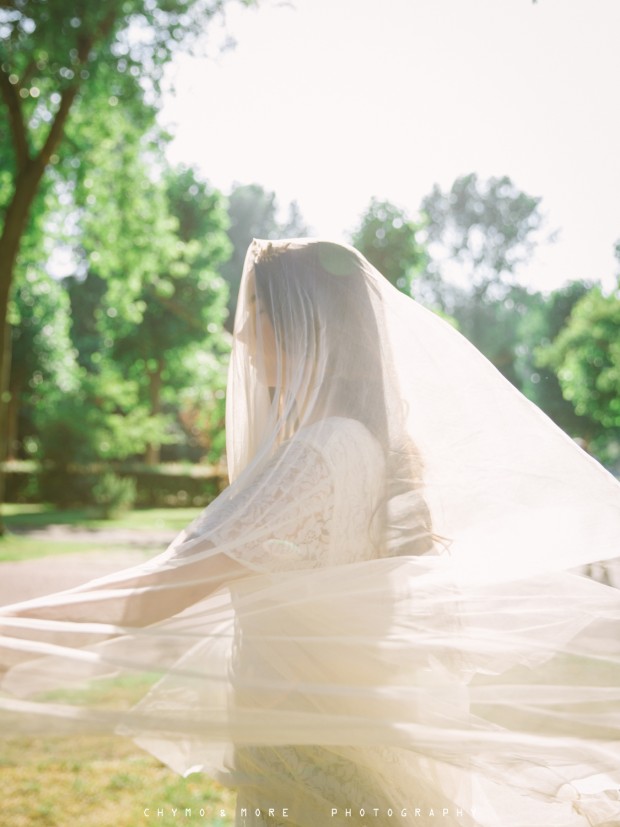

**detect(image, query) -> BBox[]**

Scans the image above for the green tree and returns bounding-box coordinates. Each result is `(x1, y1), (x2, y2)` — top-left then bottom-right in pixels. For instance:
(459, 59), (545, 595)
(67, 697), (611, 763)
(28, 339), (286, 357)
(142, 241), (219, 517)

(452, 284), (539, 388)
(9, 266), (78, 459)
(414, 173), (553, 390)
(34, 364), (169, 507)
(108, 166), (231, 464)
(420, 173), (548, 312)
(350, 197), (426, 294)
(0, 0), (254, 527)
(63, 270), (108, 372)
(539, 285), (620, 457)
(221, 183), (310, 327)
(516, 280), (595, 437)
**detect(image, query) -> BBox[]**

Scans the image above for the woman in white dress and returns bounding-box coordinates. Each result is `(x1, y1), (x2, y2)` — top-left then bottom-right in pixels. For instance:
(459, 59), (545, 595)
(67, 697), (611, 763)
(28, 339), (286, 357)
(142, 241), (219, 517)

(1, 238), (620, 826)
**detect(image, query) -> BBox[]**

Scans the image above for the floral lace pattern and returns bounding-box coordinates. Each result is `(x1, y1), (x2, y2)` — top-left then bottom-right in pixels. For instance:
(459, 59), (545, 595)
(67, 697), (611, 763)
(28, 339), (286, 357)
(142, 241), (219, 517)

(199, 437), (332, 573)
(310, 417), (385, 567)
(180, 417), (385, 574)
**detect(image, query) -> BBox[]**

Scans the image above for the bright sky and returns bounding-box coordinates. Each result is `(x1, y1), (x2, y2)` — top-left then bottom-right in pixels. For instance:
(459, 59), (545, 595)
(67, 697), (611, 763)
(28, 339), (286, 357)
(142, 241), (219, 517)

(160, 0), (620, 293)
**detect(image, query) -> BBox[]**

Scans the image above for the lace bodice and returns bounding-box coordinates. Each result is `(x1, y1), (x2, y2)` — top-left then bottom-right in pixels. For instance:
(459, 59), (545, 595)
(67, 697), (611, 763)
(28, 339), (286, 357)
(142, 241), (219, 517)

(177, 416), (386, 573)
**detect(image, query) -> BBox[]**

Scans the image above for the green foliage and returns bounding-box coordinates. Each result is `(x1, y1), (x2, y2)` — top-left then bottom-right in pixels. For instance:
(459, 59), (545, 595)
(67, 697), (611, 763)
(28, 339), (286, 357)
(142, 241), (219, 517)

(91, 472), (137, 519)
(35, 366), (172, 465)
(515, 280), (596, 437)
(176, 347), (229, 463)
(105, 164), (232, 463)
(540, 286), (620, 433)
(35, 365), (173, 507)
(73, 127), (179, 310)
(1, 0), (252, 219)
(9, 267), (79, 458)
(420, 172), (547, 306)
(7, 164), (300, 473)
(0, 0), (251, 122)
(34, 164), (233, 470)
(5, 460), (223, 510)
(112, 163), (232, 344)
(452, 285), (539, 388)
(350, 197), (426, 294)
(414, 173), (571, 413)
(63, 270), (108, 371)
(11, 267), (78, 394)
(221, 183), (311, 326)
(0, 0), (256, 487)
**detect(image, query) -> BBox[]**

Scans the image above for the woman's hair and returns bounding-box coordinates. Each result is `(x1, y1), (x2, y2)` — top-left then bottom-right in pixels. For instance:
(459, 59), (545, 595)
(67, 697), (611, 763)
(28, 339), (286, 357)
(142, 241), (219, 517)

(253, 241), (434, 556)
(254, 242), (389, 444)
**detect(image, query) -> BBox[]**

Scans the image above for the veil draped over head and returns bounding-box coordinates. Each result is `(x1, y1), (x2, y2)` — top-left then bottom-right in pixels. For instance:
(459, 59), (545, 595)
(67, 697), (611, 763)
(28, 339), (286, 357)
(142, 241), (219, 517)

(1, 238), (620, 826)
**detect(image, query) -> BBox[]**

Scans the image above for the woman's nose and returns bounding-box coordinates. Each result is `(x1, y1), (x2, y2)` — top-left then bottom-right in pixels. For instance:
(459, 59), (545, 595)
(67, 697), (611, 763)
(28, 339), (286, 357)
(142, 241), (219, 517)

(236, 314), (252, 345)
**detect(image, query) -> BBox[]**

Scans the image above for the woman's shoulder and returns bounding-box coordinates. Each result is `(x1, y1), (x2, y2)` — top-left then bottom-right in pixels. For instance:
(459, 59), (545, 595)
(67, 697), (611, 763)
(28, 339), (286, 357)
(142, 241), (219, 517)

(296, 416), (385, 469)
(297, 415), (374, 442)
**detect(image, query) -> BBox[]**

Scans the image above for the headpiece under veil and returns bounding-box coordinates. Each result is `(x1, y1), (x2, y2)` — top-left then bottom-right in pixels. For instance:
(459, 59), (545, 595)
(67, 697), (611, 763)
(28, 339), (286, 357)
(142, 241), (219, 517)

(1, 238), (620, 826)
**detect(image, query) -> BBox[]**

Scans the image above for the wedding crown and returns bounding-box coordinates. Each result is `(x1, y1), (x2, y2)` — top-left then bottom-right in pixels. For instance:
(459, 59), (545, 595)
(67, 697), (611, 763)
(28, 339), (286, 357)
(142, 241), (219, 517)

(252, 239), (285, 265)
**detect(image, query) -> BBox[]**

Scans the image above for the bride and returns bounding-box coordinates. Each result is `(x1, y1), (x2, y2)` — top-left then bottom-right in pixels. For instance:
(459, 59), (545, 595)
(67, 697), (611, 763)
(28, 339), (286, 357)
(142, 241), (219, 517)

(1, 238), (620, 826)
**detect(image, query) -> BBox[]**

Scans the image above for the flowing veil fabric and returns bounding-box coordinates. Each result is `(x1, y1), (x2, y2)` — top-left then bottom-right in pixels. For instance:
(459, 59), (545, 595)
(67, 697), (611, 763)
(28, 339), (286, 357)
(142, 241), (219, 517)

(1, 238), (620, 826)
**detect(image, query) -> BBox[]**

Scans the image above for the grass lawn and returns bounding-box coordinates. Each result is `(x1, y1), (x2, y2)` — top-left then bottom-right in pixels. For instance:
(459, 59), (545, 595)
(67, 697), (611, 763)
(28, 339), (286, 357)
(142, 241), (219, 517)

(0, 524), (235, 827)
(0, 735), (236, 827)
(0, 537), (128, 562)
(2, 503), (204, 532)
(0, 505), (204, 562)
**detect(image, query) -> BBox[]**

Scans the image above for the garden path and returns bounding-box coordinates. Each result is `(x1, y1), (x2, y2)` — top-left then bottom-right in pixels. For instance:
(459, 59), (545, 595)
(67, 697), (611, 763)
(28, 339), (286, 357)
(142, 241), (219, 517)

(0, 526), (175, 606)
(1, 527), (618, 607)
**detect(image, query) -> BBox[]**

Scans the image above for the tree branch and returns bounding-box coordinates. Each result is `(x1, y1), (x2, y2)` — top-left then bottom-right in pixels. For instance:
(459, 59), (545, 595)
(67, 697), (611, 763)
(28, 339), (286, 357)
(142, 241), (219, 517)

(19, 59), (38, 90)
(38, 84), (79, 167)
(153, 290), (205, 332)
(37, 7), (119, 168)
(0, 65), (29, 171)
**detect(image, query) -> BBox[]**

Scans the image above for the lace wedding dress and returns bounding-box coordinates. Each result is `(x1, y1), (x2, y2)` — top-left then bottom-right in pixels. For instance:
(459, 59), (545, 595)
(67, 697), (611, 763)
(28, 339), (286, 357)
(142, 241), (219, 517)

(177, 416), (474, 826)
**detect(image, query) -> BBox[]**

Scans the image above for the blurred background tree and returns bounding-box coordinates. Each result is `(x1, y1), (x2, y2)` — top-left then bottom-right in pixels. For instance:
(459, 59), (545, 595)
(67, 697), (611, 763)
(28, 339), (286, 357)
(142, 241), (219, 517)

(8, 267), (78, 462)
(350, 197), (426, 295)
(515, 279), (597, 438)
(404, 174), (550, 389)
(27, 160), (232, 505)
(2, 2), (618, 518)
(539, 282), (620, 459)
(108, 164), (231, 466)
(420, 172), (549, 310)
(343, 172), (619, 467)
(220, 183), (310, 329)
(0, 0), (255, 528)
(414, 174), (619, 465)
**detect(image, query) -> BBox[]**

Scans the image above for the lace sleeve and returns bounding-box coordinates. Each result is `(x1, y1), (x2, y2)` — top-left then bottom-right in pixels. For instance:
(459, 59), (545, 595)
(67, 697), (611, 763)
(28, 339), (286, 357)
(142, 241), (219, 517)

(169, 438), (334, 574)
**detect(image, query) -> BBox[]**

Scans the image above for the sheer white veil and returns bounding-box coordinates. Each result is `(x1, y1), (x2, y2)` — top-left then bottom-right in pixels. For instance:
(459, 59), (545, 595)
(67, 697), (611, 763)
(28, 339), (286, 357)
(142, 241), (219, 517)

(226, 238), (432, 557)
(228, 237), (619, 578)
(1, 237), (619, 825)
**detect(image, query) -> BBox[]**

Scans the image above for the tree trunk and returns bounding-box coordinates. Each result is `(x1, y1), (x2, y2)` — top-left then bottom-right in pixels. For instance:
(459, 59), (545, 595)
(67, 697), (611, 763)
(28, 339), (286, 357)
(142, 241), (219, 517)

(144, 361), (164, 466)
(6, 373), (21, 461)
(0, 320), (11, 522)
(0, 162), (47, 533)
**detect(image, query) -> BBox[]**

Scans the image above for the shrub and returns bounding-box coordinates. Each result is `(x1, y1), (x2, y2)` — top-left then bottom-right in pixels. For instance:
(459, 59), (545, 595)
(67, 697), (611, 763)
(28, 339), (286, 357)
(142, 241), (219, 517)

(91, 473), (137, 519)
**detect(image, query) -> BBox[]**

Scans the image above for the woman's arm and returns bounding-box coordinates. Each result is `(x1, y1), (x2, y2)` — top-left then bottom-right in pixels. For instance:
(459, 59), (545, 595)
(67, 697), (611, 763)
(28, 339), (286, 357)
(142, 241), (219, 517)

(0, 545), (249, 630)
(98, 546), (249, 627)
(1, 435), (332, 639)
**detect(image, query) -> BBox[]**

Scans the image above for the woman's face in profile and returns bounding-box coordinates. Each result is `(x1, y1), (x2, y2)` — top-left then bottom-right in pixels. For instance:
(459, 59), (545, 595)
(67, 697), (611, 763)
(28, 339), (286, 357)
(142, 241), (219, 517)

(238, 270), (279, 387)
